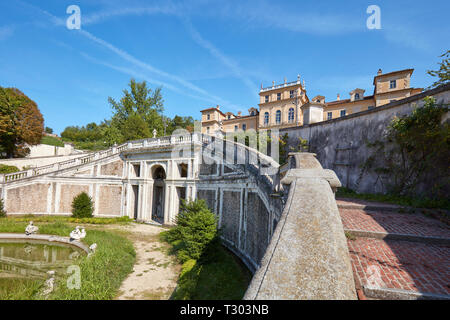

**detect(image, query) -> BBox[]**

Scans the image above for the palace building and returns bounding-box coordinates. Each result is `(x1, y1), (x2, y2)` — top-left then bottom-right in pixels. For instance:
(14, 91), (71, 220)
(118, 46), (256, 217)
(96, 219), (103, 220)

(200, 68), (423, 134)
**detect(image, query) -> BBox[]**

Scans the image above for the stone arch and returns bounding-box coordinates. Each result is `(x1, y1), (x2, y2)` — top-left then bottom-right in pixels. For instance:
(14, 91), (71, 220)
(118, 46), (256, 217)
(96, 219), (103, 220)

(150, 164), (166, 223)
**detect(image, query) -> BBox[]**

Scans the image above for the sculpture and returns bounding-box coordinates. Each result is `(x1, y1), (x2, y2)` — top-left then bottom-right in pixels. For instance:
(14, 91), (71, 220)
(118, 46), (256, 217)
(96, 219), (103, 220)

(70, 226), (86, 241)
(42, 270), (55, 296)
(25, 221), (39, 235)
(88, 243), (97, 258)
(153, 129), (157, 138)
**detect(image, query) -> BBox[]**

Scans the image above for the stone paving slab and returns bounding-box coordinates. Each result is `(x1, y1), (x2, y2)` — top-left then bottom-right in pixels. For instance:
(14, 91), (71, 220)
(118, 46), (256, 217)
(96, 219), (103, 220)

(340, 208), (450, 239)
(347, 238), (450, 297)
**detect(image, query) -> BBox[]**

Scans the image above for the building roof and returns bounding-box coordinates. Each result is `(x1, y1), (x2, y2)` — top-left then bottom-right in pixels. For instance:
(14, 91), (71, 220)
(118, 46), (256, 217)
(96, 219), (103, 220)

(326, 95), (374, 106)
(373, 69), (414, 85)
(200, 107), (226, 117)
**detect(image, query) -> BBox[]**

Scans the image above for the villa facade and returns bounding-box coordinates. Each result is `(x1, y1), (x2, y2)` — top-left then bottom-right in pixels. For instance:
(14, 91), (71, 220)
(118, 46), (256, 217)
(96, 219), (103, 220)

(201, 68), (423, 134)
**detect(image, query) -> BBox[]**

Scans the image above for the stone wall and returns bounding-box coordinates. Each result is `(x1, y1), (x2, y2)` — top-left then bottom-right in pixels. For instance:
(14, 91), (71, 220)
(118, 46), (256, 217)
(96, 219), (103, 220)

(281, 84), (450, 195)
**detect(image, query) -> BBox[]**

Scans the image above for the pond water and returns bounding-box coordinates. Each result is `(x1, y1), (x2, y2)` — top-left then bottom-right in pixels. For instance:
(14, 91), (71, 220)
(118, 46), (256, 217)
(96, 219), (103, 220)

(0, 240), (85, 282)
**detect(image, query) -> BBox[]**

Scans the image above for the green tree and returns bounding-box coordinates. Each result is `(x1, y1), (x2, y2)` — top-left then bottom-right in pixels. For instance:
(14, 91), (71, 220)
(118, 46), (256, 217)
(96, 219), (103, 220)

(108, 79), (164, 138)
(164, 199), (218, 262)
(71, 192), (94, 218)
(427, 50), (450, 89)
(0, 87), (44, 158)
(45, 127), (53, 134)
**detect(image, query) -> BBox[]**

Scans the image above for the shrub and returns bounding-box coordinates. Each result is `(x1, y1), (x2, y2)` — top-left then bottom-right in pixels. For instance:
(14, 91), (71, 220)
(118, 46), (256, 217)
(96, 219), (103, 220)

(0, 165), (19, 174)
(163, 199), (218, 263)
(0, 198), (6, 218)
(71, 192), (94, 218)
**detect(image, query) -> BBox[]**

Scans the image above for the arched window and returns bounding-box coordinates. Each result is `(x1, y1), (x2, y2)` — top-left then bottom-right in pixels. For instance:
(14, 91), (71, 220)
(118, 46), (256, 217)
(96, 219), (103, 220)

(355, 93), (360, 100)
(288, 108), (295, 123)
(276, 110), (281, 124)
(264, 112), (269, 125)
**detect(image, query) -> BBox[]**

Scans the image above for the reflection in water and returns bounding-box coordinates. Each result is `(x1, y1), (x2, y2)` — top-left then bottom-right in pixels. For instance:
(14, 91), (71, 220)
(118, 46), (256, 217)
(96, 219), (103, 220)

(0, 241), (84, 281)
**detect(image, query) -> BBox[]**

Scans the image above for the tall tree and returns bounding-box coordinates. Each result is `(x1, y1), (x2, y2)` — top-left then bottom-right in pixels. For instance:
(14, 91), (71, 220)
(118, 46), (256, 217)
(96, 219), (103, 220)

(427, 50), (450, 89)
(0, 87), (44, 158)
(108, 79), (164, 138)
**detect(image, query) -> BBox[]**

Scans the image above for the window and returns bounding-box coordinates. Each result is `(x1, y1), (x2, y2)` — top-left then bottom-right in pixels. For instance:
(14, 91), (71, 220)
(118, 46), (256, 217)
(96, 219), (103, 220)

(327, 112), (332, 120)
(277, 93), (281, 101)
(234, 125), (238, 131)
(390, 80), (396, 89)
(264, 112), (269, 125)
(242, 124), (247, 131)
(355, 93), (360, 100)
(207, 114), (210, 120)
(206, 127), (210, 133)
(290, 90), (295, 98)
(265, 95), (269, 103)
(288, 108), (295, 123)
(276, 110), (281, 124)
(340, 110), (346, 117)
(228, 115), (231, 120)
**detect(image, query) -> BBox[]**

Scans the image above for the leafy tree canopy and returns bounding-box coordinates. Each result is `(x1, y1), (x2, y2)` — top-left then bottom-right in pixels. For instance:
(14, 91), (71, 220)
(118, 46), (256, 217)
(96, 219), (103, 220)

(0, 87), (44, 158)
(427, 50), (450, 89)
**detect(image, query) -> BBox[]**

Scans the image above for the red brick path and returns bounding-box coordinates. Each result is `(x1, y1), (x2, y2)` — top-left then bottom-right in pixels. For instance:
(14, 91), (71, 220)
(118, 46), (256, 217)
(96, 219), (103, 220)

(338, 199), (450, 299)
(340, 208), (450, 239)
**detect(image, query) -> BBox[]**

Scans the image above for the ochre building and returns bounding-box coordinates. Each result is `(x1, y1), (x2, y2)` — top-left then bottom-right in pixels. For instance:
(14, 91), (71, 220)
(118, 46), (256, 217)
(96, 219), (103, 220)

(200, 68), (422, 134)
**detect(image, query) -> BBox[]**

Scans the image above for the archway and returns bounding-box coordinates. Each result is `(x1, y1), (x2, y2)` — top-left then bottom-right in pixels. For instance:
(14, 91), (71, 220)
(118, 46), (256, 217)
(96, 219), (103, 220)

(151, 165), (166, 223)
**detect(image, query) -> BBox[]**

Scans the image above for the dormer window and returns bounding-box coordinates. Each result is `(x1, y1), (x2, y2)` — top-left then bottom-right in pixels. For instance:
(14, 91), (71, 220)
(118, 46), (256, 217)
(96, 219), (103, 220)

(355, 93), (360, 100)
(390, 80), (396, 89)
(228, 115), (231, 120)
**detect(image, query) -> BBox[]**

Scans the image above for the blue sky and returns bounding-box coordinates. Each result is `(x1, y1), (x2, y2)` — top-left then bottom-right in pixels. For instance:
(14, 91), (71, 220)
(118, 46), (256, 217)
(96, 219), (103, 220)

(0, 0), (449, 134)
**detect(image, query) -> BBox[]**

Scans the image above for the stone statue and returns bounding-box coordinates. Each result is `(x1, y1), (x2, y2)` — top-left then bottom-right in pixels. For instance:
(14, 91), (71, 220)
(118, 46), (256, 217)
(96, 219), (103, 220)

(25, 221), (38, 235)
(88, 243), (97, 258)
(70, 226), (86, 241)
(42, 270), (55, 296)
(153, 129), (157, 138)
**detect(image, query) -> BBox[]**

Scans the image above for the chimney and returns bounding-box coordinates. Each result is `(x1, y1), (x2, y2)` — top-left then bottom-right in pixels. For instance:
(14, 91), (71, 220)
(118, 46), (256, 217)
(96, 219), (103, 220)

(237, 111), (242, 117)
(272, 81), (275, 88)
(284, 77), (287, 84)
(337, 93), (340, 101)
(377, 69), (382, 75)
(216, 105), (220, 110)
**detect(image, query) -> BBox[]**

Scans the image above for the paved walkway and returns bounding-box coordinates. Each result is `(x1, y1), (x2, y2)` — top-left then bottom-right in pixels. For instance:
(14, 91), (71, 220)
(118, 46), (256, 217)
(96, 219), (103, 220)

(338, 198), (450, 299)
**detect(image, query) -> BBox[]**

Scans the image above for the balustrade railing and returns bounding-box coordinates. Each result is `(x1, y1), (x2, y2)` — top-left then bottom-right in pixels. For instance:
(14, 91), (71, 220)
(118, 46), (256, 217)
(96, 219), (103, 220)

(0, 133), (202, 184)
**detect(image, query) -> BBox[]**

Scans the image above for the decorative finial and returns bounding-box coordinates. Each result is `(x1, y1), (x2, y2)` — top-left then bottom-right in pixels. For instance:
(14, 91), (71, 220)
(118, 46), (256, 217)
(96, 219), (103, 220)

(302, 80), (306, 90)
(284, 77), (287, 84)
(272, 80), (275, 87)
(297, 74), (300, 81)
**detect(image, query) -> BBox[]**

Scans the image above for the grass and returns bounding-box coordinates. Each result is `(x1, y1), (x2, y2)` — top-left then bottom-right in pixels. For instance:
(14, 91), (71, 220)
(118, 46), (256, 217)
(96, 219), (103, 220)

(41, 136), (65, 147)
(0, 218), (136, 300)
(161, 231), (252, 300)
(5, 215), (133, 225)
(336, 187), (450, 211)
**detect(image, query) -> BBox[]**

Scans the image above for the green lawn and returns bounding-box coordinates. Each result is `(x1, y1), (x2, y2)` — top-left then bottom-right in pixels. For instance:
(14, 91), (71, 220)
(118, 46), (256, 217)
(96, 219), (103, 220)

(0, 217), (136, 300)
(41, 136), (65, 147)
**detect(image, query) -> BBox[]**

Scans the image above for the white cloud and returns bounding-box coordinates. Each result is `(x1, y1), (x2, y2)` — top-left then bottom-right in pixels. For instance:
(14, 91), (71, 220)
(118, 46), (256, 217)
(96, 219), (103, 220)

(183, 19), (259, 97)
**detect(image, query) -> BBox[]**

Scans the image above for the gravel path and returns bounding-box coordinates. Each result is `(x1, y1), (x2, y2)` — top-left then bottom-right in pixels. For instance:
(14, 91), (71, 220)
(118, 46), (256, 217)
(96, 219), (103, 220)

(111, 223), (180, 300)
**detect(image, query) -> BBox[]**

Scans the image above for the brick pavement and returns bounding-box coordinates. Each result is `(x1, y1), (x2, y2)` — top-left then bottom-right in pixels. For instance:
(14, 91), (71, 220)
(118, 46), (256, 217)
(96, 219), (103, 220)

(338, 199), (450, 299)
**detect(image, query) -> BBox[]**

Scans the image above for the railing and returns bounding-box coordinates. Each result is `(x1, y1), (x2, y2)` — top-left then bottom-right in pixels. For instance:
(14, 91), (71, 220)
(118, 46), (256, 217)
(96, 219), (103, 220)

(0, 132), (280, 185)
(0, 133), (199, 184)
(260, 80), (301, 92)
